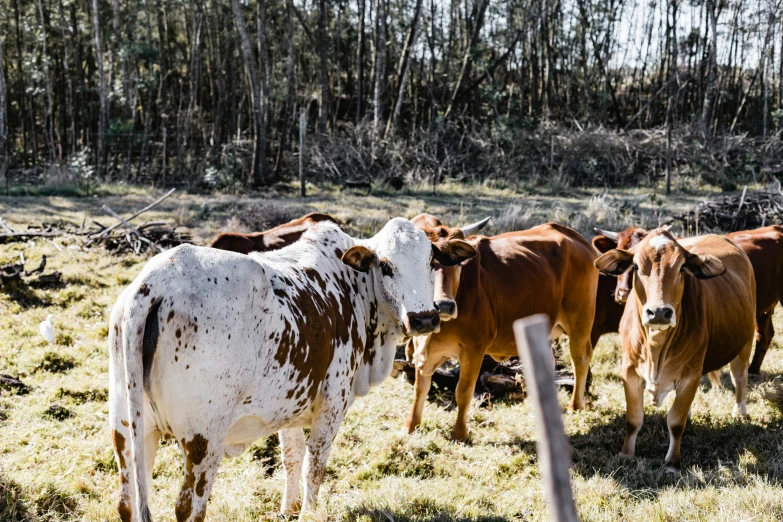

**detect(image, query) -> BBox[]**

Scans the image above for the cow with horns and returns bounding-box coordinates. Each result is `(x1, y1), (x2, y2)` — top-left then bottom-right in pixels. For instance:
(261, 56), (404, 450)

(108, 218), (476, 522)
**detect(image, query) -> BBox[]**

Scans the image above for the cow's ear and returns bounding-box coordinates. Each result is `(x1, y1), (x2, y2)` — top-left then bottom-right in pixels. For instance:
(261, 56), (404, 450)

(342, 245), (378, 273)
(595, 249), (634, 276)
(684, 253), (726, 279)
(592, 235), (618, 253)
(432, 240), (476, 266)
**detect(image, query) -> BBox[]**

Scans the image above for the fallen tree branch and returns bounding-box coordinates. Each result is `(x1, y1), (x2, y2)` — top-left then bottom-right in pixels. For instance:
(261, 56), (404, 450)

(88, 188), (176, 240)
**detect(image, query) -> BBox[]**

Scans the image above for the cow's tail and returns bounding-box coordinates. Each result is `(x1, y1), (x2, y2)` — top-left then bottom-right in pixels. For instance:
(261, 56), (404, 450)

(122, 287), (157, 522)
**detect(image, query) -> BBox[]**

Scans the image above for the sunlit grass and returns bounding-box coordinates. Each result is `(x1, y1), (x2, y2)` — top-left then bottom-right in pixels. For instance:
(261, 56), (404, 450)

(1, 188), (782, 521)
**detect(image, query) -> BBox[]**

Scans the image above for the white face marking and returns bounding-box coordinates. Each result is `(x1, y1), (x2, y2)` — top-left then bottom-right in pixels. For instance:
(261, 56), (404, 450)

(362, 218), (437, 327)
(648, 234), (671, 250)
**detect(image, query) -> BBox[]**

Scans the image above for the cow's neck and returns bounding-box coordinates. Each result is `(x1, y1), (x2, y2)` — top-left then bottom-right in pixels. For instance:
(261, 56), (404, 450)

(348, 248), (405, 397)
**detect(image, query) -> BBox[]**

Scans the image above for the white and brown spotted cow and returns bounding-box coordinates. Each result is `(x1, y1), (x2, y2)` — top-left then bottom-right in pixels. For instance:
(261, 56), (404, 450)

(108, 218), (475, 522)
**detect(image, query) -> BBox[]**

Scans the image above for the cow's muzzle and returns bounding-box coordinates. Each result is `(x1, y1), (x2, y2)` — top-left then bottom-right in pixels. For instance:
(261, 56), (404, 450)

(642, 305), (676, 330)
(407, 311), (440, 335)
(435, 299), (457, 320)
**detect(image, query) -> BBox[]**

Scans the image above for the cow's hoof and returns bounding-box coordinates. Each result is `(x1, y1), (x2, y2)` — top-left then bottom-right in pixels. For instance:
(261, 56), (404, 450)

(664, 461), (681, 473)
(449, 429), (468, 443)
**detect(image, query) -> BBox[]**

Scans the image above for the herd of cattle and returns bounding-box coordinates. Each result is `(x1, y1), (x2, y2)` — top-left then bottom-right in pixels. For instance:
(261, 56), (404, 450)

(105, 210), (783, 521)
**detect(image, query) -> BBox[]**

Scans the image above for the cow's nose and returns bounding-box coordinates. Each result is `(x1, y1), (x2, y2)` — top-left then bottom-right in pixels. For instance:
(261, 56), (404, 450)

(407, 311), (440, 335)
(643, 306), (675, 327)
(435, 299), (457, 319)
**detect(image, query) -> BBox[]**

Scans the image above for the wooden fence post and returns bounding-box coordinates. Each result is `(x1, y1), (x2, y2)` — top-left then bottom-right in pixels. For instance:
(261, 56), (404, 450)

(299, 110), (306, 198)
(513, 314), (578, 522)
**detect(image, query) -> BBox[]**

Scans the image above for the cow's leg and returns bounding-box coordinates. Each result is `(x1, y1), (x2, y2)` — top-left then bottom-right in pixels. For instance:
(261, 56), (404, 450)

(405, 371), (432, 434)
(405, 356), (447, 434)
(621, 366), (644, 457)
(279, 428), (305, 515)
(665, 375), (700, 472)
(110, 415), (134, 522)
(301, 404), (347, 515)
(707, 371), (723, 390)
(749, 310), (774, 375)
(174, 433), (224, 522)
(451, 348), (484, 442)
(567, 327), (594, 411)
(109, 343), (136, 522)
(729, 340), (753, 417)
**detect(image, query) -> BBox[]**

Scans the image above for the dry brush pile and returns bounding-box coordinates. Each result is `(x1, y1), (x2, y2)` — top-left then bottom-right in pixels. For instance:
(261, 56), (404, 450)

(304, 122), (783, 190)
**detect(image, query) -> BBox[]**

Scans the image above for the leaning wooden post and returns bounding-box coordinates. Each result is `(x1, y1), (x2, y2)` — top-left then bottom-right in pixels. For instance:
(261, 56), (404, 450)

(299, 109), (306, 198)
(513, 314), (578, 522)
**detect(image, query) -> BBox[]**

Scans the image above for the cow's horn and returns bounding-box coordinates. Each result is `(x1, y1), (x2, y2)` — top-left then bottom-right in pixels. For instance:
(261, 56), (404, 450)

(594, 228), (618, 241)
(461, 217), (492, 236)
(662, 224), (672, 232)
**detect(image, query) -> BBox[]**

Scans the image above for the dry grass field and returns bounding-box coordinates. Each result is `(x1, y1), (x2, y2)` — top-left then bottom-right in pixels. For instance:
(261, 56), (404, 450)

(1, 183), (782, 522)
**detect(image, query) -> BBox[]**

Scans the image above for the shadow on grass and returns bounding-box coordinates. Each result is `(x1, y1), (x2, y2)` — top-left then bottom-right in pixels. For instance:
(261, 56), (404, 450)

(0, 474), (32, 522)
(345, 503), (514, 522)
(568, 409), (783, 497)
(0, 283), (51, 309)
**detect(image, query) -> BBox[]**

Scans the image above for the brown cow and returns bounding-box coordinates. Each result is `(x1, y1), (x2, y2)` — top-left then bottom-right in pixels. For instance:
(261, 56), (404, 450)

(590, 227), (650, 348)
(407, 214), (599, 441)
(595, 230), (755, 471)
(596, 225), (783, 375)
(725, 226), (783, 374)
(208, 212), (339, 254)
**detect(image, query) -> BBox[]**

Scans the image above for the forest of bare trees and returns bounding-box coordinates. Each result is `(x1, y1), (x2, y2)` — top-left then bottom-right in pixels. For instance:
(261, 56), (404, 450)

(0, 0), (782, 190)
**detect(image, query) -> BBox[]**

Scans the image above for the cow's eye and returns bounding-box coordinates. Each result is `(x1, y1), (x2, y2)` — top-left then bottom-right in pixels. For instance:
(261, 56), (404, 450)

(632, 263), (639, 272)
(380, 260), (394, 277)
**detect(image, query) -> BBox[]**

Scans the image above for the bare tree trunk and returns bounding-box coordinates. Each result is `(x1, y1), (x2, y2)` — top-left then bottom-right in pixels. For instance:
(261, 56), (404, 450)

(385, 0), (423, 137)
(444, 0), (489, 120)
(56, 0), (77, 155)
(257, 0), (269, 181)
(274, 0), (297, 177)
(665, 0), (678, 195)
(701, 0), (717, 138)
(316, 0), (331, 134)
(92, 0), (108, 178)
(356, 0), (366, 123)
(373, 0), (387, 146)
(111, 0), (129, 117)
(36, 0), (57, 161)
(231, 0), (265, 186)
(0, 20), (8, 179)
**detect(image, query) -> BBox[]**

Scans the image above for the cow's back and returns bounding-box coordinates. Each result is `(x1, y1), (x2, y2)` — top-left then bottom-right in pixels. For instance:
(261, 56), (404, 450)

(208, 213), (339, 254)
(727, 226), (783, 313)
(460, 223), (598, 353)
(680, 234), (756, 372)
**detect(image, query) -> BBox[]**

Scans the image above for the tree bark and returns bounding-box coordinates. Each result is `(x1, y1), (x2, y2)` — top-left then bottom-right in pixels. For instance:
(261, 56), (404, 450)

(444, 0), (489, 120)
(356, 0), (366, 123)
(665, 0), (678, 195)
(111, 0), (129, 118)
(92, 0), (108, 178)
(700, 0), (717, 138)
(316, 0), (332, 134)
(257, 0), (269, 180)
(36, 0), (57, 161)
(231, 0), (265, 186)
(385, 0), (423, 138)
(56, 0), (77, 155)
(372, 0), (387, 146)
(0, 20), (8, 177)
(274, 0), (297, 177)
